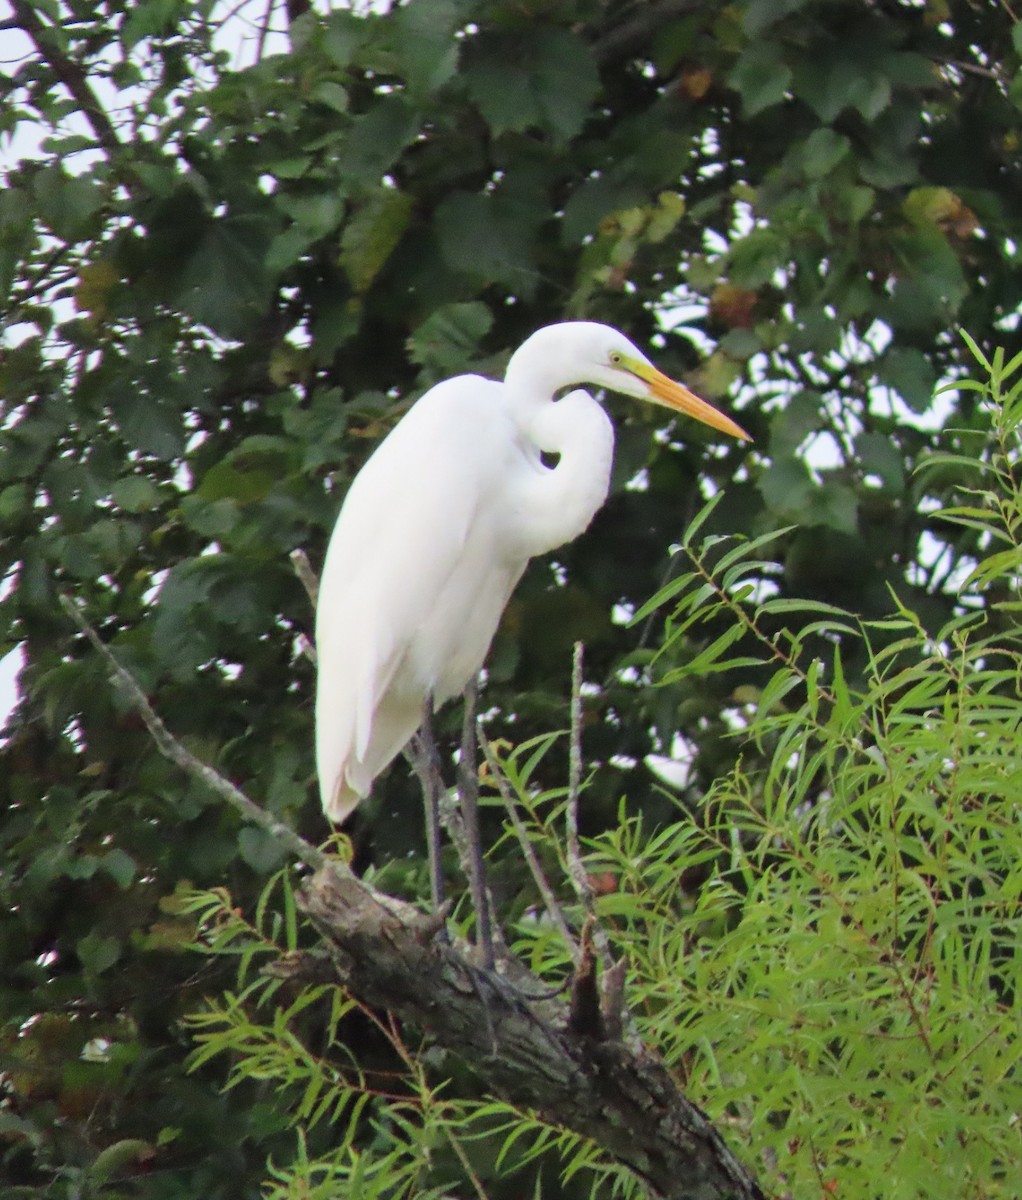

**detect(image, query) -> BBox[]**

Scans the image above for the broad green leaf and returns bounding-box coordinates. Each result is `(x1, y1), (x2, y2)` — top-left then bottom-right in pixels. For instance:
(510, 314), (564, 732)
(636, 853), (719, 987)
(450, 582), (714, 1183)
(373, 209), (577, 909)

(878, 347), (937, 414)
(407, 302), (493, 376)
(77, 931), (122, 974)
(392, 0), (460, 98)
(112, 475), (160, 513)
(465, 30), (598, 143)
(758, 456), (815, 515)
(728, 41), (793, 116)
(340, 189), (413, 293)
(855, 431), (905, 492)
(728, 228), (784, 289)
(799, 127), (850, 178)
(336, 96), (420, 182)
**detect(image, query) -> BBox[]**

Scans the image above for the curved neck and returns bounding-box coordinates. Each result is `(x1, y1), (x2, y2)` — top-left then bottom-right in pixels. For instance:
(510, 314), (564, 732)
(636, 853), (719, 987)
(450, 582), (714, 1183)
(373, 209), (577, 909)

(504, 384), (615, 558)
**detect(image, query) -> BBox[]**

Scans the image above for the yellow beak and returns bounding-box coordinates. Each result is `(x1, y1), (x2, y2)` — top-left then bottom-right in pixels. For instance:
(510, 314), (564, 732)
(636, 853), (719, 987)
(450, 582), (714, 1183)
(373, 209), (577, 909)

(631, 359), (752, 443)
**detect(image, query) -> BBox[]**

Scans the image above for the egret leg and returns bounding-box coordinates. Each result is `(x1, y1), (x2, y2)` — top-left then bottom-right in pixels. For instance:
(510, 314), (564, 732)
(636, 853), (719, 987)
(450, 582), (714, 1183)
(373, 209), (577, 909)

(459, 679), (494, 969)
(413, 696), (447, 920)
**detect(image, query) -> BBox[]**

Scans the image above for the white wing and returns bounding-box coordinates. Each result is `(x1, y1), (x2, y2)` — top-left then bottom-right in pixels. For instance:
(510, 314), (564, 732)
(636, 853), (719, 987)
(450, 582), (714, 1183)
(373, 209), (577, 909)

(315, 375), (527, 821)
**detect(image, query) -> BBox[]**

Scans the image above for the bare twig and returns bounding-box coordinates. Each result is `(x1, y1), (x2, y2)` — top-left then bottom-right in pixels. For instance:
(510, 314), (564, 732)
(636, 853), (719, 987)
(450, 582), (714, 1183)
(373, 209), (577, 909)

(59, 594), (335, 875)
(564, 643), (619, 981)
(290, 548), (320, 609)
(477, 724), (579, 963)
(564, 644), (595, 916)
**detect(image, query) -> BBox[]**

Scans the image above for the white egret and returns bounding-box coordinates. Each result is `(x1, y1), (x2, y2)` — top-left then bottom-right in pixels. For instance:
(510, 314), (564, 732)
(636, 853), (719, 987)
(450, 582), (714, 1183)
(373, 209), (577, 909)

(316, 320), (748, 820)
(314, 322), (749, 952)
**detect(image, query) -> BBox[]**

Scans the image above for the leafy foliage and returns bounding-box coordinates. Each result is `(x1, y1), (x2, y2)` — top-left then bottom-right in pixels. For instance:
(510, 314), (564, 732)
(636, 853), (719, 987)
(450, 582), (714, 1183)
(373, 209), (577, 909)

(5, 0), (1022, 1195)
(174, 343), (1022, 1199)
(182, 343), (1022, 1199)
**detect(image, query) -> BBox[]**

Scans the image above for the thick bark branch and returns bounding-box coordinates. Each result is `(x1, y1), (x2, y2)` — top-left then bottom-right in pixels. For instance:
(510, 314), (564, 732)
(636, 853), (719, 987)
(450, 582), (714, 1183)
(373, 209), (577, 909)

(296, 867), (766, 1200)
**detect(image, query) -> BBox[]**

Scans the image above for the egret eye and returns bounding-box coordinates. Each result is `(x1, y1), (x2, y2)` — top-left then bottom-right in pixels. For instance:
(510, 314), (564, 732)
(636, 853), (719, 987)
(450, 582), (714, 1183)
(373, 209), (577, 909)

(609, 350), (624, 366)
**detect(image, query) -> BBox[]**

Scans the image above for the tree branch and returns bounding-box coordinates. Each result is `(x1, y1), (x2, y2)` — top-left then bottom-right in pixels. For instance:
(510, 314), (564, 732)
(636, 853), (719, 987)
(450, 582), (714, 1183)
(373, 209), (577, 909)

(296, 866), (767, 1200)
(61, 584), (764, 1197)
(59, 594), (333, 874)
(590, 0), (704, 64)
(10, 0), (122, 155)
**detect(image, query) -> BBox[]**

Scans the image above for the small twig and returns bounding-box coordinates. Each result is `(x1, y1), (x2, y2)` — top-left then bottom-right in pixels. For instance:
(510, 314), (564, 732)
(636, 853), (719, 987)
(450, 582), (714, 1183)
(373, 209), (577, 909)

(477, 723), (579, 963)
(599, 957), (628, 1043)
(59, 594), (336, 875)
(295, 631), (317, 666)
(10, 0), (122, 155)
(290, 548), (320, 609)
(564, 643), (594, 915)
(564, 643), (617, 974)
(567, 917), (601, 1037)
(288, 550), (316, 663)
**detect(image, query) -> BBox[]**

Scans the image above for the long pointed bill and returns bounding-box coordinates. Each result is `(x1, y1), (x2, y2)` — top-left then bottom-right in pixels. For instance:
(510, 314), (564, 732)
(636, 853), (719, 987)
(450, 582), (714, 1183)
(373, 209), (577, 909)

(631, 360), (752, 443)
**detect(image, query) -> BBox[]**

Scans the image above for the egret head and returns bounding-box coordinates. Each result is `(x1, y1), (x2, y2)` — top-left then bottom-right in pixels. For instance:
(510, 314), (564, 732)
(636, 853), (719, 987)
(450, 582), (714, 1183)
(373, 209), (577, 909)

(597, 326), (751, 443)
(510, 322), (751, 443)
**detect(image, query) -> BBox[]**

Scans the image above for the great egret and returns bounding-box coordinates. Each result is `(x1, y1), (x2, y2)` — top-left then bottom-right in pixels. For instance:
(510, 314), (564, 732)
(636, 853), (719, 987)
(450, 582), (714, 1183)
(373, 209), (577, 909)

(315, 322), (749, 950)
(316, 320), (748, 820)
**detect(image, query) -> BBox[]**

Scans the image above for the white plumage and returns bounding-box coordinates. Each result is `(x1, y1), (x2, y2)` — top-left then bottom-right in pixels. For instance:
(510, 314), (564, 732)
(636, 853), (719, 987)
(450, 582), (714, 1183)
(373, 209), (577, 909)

(315, 321), (749, 822)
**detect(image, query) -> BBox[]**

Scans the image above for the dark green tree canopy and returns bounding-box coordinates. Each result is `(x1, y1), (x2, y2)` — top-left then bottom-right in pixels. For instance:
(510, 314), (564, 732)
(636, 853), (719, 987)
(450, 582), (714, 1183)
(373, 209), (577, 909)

(3, 0), (1022, 1195)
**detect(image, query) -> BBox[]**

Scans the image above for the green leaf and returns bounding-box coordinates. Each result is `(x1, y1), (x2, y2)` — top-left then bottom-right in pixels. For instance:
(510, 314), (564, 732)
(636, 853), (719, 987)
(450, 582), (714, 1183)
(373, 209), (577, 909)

(100, 848), (137, 888)
(392, 0), (460, 98)
(281, 193), (344, 238)
(312, 81), (349, 114)
(340, 189), (413, 293)
(806, 481), (859, 533)
(728, 228), (784, 289)
(800, 128), (850, 178)
(174, 217), (273, 338)
(77, 931), (122, 974)
(796, 55), (889, 123)
(89, 1139), (154, 1184)
(743, 0), (812, 36)
(529, 29), (600, 143)
(728, 41), (793, 116)
(465, 30), (598, 143)
(407, 302), (493, 375)
(433, 190), (539, 289)
(239, 826), (288, 873)
(855, 431), (905, 492)
(197, 461), (275, 504)
(878, 347), (937, 413)
(336, 96), (420, 182)
(31, 165), (104, 240)
(769, 391), (822, 455)
(758, 456), (815, 515)
(112, 475), (160, 513)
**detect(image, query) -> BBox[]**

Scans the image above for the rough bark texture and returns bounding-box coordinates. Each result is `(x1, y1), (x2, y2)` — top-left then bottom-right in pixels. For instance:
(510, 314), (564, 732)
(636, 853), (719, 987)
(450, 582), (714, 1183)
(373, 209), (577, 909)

(296, 867), (766, 1200)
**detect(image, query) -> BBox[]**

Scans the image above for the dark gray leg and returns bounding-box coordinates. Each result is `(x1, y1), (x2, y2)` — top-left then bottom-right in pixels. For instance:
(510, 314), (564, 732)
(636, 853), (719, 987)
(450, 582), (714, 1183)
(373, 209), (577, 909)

(459, 679), (493, 969)
(412, 694), (446, 918)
